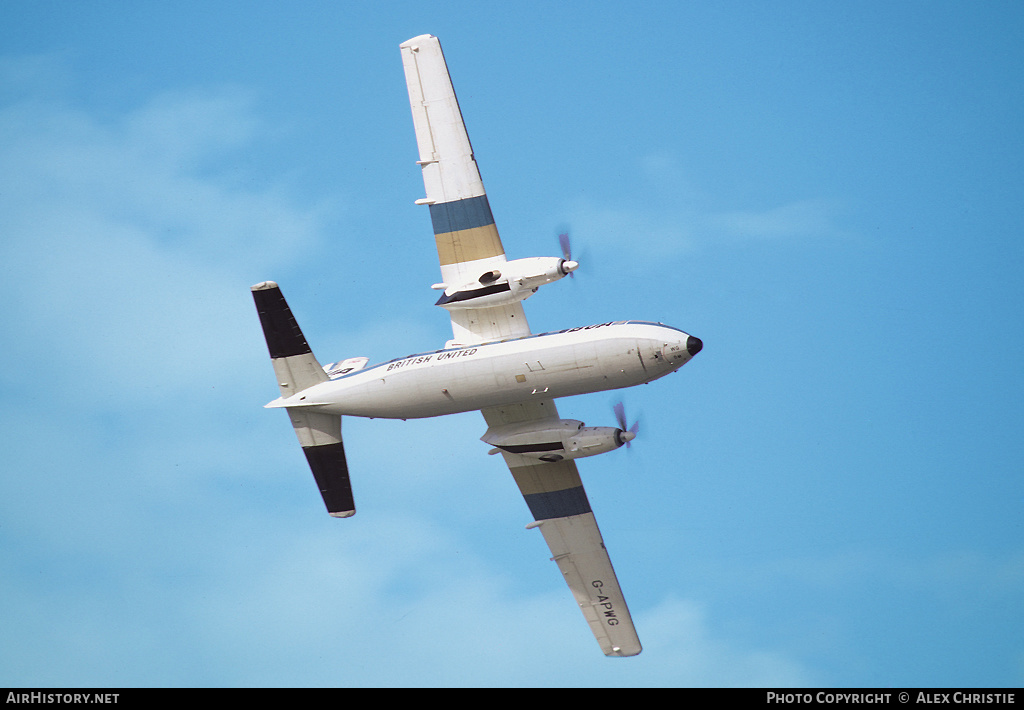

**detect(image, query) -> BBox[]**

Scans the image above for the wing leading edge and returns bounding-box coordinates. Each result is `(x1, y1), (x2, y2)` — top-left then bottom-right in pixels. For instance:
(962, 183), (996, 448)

(482, 401), (642, 657)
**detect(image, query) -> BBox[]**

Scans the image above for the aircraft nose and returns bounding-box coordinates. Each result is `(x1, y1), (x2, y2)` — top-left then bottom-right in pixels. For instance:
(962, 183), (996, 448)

(661, 334), (702, 366)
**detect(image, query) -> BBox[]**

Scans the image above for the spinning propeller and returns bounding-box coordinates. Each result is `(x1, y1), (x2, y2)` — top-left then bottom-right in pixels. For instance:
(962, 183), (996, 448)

(613, 401), (640, 448)
(558, 231), (579, 277)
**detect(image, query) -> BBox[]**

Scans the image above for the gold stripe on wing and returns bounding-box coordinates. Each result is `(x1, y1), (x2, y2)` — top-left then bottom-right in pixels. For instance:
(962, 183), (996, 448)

(435, 223), (506, 266)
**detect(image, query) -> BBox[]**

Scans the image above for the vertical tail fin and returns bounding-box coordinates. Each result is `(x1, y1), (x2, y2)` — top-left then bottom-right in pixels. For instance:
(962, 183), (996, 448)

(252, 282), (355, 518)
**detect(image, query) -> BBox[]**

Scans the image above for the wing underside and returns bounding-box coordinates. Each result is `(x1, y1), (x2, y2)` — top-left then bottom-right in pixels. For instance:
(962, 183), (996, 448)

(400, 34), (530, 346)
(482, 400), (642, 657)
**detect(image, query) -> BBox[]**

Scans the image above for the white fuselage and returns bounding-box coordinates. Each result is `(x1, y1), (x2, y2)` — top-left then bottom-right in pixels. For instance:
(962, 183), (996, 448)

(266, 321), (698, 420)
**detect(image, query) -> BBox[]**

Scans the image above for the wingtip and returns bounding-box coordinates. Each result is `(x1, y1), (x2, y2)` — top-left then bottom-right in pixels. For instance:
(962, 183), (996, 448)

(401, 34), (436, 49)
(606, 645), (642, 657)
(251, 280), (279, 292)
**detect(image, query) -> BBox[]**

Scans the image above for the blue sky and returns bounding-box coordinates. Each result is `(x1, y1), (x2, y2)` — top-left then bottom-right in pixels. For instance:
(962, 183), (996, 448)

(1, 0), (1022, 688)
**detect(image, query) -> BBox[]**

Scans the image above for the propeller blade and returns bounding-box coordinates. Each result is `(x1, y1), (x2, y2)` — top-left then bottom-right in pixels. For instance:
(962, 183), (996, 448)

(613, 402), (639, 448)
(558, 231), (576, 278)
(558, 231), (572, 261)
(613, 401), (627, 430)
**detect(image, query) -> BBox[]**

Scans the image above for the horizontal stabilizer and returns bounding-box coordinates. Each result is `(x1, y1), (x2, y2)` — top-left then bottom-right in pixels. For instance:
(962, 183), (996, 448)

(252, 280), (315, 359)
(291, 410), (355, 518)
(253, 282), (355, 518)
(304, 443), (354, 517)
(251, 281), (329, 397)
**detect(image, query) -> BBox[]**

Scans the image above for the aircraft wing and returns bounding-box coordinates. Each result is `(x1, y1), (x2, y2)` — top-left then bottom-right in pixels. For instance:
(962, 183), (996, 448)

(481, 400), (643, 657)
(400, 34), (531, 346)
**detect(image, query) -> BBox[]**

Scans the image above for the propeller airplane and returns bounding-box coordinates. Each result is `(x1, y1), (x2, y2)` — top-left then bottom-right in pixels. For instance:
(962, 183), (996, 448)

(251, 34), (702, 657)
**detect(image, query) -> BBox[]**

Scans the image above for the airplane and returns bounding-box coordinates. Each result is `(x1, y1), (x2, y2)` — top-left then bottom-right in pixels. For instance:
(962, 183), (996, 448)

(251, 34), (702, 657)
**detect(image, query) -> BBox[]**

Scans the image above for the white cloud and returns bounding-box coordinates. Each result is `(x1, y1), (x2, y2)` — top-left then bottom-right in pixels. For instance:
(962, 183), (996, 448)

(0, 68), (337, 404)
(561, 153), (849, 269)
(708, 198), (849, 242)
(0, 60), (821, 688)
(631, 597), (818, 686)
(2, 507), (818, 686)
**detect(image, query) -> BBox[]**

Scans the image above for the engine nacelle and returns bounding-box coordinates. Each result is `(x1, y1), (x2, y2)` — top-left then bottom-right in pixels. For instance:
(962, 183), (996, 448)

(481, 418), (630, 463)
(434, 256), (577, 310)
